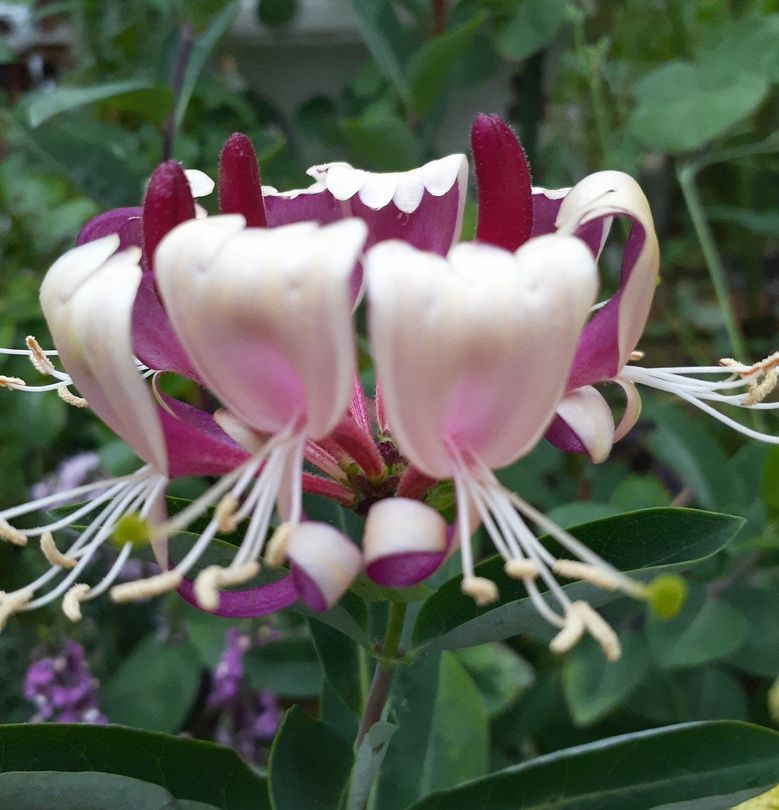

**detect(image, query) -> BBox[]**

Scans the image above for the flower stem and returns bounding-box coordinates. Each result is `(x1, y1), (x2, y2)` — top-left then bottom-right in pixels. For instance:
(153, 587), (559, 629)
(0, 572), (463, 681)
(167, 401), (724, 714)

(355, 601), (407, 748)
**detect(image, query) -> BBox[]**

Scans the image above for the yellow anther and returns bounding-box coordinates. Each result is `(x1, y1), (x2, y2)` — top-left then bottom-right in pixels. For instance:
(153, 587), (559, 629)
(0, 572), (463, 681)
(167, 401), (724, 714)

(110, 570), (182, 603)
(504, 559), (539, 579)
(628, 350), (645, 361)
(0, 588), (33, 631)
(25, 336), (57, 376)
(549, 607), (585, 655)
(41, 531), (76, 569)
(461, 576), (499, 607)
(57, 386), (88, 408)
(62, 583), (90, 622)
(0, 375), (27, 389)
(193, 562), (260, 611)
(215, 494), (239, 533)
(576, 601), (621, 661)
(0, 518), (27, 547)
(265, 522), (293, 566)
(552, 559), (620, 590)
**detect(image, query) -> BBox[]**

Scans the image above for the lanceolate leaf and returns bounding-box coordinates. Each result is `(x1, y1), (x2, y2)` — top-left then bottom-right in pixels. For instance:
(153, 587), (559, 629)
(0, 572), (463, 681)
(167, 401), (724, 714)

(412, 508), (743, 651)
(408, 721), (779, 810)
(0, 724), (269, 809)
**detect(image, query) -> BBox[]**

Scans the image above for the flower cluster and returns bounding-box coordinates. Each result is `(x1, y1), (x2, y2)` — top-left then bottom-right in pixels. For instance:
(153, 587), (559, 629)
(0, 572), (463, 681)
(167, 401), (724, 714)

(0, 115), (776, 661)
(207, 627), (282, 764)
(24, 640), (106, 724)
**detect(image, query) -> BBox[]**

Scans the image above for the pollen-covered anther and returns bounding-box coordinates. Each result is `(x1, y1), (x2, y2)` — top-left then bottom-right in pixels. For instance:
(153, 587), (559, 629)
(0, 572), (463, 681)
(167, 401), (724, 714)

(40, 531), (77, 569)
(461, 576), (499, 606)
(549, 605), (585, 655)
(0, 518), (27, 547)
(552, 559), (620, 590)
(720, 350), (779, 377)
(193, 561), (260, 611)
(57, 386), (88, 408)
(0, 375), (26, 389)
(575, 600), (622, 661)
(110, 570), (183, 603)
(62, 583), (91, 622)
(25, 335), (57, 376)
(628, 350), (645, 361)
(504, 559), (539, 579)
(215, 493), (239, 533)
(743, 368), (778, 406)
(0, 588), (33, 631)
(265, 522), (293, 566)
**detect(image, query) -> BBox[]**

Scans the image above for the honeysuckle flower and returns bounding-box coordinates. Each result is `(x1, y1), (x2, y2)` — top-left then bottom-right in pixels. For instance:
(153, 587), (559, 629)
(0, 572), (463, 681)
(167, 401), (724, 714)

(365, 236), (644, 659)
(470, 114), (778, 459)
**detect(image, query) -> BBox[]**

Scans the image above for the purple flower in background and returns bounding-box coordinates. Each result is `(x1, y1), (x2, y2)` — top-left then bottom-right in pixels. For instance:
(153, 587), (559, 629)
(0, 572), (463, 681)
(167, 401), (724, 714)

(207, 628), (282, 763)
(24, 640), (106, 724)
(30, 452), (102, 501)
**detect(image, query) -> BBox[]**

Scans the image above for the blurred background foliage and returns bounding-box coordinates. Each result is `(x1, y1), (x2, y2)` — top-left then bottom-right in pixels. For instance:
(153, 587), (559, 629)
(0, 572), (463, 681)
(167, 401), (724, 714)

(0, 0), (778, 791)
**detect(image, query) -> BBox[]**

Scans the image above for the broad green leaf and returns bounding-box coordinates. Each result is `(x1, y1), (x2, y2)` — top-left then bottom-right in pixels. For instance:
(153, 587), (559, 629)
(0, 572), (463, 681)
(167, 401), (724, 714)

(409, 721), (779, 810)
(707, 206), (779, 238)
(629, 61), (768, 153)
(725, 586), (779, 677)
(647, 586), (748, 669)
(349, 0), (412, 107)
(376, 652), (441, 810)
(0, 771), (217, 810)
(406, 13), (485, 116)
(341, 113), (421, 171)
(347, 722), (397, 810)
(609, 474), (671, 510)
(645, 403), (744, 511)
(244, 637), (322, 698)
(696, 15), (779, 83)
(563, 632), (650, 726)
(412, 508), (742, 651)
(268, 706), (353, 810)
(295, 591), (370, 647)
(27, 81), (170, 128)
(421, 652), (488, 794)
(495, 0), (567, 61)
(761, 446), (779, 513)
(456, 642), (534, 716)
(101, 634), (202, 733)
(258, 0), (297, 27)
(309, 617), (365, 714)
(0, 724), (269, 809)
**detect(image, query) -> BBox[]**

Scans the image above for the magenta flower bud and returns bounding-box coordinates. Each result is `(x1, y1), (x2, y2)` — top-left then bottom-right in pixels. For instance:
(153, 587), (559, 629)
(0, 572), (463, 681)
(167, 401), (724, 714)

(219, 132), (267, 227)
(142, 160), (196, 268)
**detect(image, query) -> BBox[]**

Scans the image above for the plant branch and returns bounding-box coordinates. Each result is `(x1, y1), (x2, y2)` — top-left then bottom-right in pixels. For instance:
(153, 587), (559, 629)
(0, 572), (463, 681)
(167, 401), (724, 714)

(161, 22), (194, 162)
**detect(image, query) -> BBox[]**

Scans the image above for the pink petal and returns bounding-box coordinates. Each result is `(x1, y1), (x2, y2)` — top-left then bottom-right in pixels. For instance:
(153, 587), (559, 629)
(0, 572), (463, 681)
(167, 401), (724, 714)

(218, 132), (267, 227)
(76, 207), (144, 257)
(545, 385), (615, 463)
(471, 113), (533, 250)
(177, 575), (298, 617)
(143, 161), (196, 270)
(531, 188), (568, 237)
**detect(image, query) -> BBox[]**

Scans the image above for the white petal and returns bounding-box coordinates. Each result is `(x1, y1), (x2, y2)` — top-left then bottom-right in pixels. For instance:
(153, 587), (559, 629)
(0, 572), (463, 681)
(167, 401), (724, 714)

(393, 168), (426, 214)
(323, 163), (367, 200)
(40, 240), (167, 473)
(555, 386), (615, 463)
(363, 498), (447, 564)
(359, 172), (398, 209)
(185, 169), (215, 199)
(421, 153), (468, 197)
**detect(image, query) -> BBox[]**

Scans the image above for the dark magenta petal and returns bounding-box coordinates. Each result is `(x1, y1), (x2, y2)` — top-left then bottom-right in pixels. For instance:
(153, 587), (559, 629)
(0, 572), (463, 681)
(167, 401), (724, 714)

(531, 189), (565, 237)
(264, 188), (342, 227)
(290, 565), (328, 612)
(159, 394), (249, 478)
(471, 113), (533, 251)
(143, 161), (196, 269)
(218, 132), (267, 227)
(177, 575), (298, 617)
(544, 412), (589, 456)
(366, 551), (445, 588)
(76, 207), (144, 255)
(568, 218), (648, 388)
(132, 273), (200, 379)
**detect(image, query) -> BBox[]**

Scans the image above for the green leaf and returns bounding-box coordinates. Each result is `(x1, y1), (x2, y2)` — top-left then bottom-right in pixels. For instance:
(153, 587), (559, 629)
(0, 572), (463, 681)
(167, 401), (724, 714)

(495, 0), (567, 61)
(647, 586), (748, 669)
(455, 642), (534, 716)
(0, 771), (218, 810)
(341, 113), (421, 171)
(0, 724), (269, 809)
(268, 706), (353, 810)
(258, 0), (297, 27)
(629, 61), (768, 153)
(244, 637), (322, 698)
(421, 652), (488, 794)
(346, 722), (398, 810)
(408, 721), (779, 810)
(406, 13), (485, 116)
(725, 586), (779, 677)
(27, 80), (171, 128)
(563, 632), (650, 726)
(309, 618), (364, 714)
(696, 15), (779, 83)
(101, 634), (202, 733)
(412, 508), (742, 651)
(761, 446), (779, 514)
(349, 0), (412, 107)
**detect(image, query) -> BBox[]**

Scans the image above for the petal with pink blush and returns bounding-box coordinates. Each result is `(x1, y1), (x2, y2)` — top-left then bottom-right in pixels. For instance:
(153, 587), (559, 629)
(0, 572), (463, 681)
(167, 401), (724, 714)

(364, 498), (448, 587)
(40, 237), (168, 474)
(366, 235), (598, 478)
(76, 207), (144, 255)
(155, 217), (364, 440)
(557, 171), (660, 387)
(286, 523), (363, 611)
(530, 187), (569, 237)
(177, 575), (298, 617)
(546, 386), (615, 463)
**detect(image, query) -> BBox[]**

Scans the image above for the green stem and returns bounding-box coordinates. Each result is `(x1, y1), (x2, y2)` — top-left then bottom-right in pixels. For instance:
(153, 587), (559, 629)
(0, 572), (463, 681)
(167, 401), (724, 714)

(676, 162), (748, 361)
(354, 601), (407, 749)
